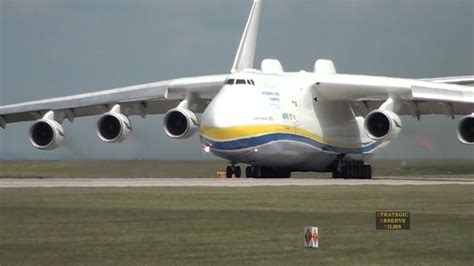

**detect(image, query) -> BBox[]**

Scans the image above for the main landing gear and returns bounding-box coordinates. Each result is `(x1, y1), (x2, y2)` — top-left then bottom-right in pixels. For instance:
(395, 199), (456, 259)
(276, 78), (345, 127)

(332, 161), (372, 179)
(225, 164), (291, 178)
(245, 166), (291, 178)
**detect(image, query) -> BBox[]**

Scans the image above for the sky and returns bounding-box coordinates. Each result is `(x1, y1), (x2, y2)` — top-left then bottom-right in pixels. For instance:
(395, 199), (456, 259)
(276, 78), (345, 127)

(0, 0), (473, 160)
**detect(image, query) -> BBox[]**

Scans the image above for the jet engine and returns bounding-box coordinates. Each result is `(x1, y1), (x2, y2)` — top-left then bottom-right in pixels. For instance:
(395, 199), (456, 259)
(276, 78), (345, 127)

(457, 114), (474, 144)
(364, 110), (402, 141)
(96, 112), (131, 143)
(29, 119), (65, 150)
(163, 108), (198, 139)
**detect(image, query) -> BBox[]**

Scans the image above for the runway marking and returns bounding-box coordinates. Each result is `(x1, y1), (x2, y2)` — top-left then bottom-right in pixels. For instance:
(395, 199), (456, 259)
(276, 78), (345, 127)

(0, 177), (472, 188)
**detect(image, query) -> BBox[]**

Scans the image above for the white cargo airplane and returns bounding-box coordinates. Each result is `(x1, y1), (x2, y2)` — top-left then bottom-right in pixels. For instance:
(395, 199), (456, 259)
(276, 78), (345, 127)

(0, 0), (473, 178)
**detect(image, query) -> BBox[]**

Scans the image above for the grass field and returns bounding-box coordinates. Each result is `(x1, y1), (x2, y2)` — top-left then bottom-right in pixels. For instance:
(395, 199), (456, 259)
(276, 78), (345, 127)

(0, 185), (472, 265)
(0, 159), (473, 178)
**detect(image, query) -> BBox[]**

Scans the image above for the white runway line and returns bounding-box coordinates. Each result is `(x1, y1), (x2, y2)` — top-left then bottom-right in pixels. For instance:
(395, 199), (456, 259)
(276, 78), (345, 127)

(0, 177), (472, 188)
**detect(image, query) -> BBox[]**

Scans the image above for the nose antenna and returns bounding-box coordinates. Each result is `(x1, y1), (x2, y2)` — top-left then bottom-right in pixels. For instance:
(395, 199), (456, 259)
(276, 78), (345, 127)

(231, 0), (262, 73)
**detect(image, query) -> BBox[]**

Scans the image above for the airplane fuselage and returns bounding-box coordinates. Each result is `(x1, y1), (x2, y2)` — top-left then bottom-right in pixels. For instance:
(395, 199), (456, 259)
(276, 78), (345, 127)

(1, 0), (471, 179)
(199, 71), (382, 172)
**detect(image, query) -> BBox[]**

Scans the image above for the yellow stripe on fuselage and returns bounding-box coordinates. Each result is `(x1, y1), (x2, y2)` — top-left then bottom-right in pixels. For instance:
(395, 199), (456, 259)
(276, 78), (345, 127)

(200, 124), (366, 148)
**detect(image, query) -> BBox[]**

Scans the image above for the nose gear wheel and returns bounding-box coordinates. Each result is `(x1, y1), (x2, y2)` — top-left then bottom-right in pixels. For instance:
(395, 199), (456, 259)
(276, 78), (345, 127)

(225, 164), (242, 178)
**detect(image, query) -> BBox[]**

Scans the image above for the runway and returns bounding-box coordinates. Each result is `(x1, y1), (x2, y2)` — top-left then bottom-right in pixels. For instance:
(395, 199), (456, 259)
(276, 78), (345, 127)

(0, 176), (472, 188)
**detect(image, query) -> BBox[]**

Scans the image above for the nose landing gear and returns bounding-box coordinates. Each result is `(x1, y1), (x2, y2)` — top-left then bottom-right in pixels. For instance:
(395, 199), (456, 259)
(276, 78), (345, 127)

(225, 164), (241, 178)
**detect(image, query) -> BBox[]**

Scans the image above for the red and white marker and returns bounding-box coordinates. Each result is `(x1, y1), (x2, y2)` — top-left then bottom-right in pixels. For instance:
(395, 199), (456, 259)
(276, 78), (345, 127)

(304, 226), (319, 248)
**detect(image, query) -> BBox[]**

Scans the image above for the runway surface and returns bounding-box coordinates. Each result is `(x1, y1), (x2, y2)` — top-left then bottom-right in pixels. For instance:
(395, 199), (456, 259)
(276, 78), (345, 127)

(0, 176), (472, 188)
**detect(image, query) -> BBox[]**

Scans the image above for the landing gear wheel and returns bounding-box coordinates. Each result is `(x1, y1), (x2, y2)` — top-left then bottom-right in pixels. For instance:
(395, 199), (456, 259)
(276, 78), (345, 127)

(355, 165), (361, 178)
(245, 166), (291, 178)
(226, 166), (233, 178)
(252, 167), (261, 178)
(234, 166), (241, 178)
(346, 166), (354, 179)
(334, 161), (373, 179)
(245, 166), (253, 178)
(275, 169), (291, 178)
(365, 165), (372, 179)
(363, 165), (369, 179)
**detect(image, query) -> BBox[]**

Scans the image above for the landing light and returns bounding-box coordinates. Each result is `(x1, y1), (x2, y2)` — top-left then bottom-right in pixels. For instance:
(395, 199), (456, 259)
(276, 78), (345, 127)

(204, 146), (211, 153)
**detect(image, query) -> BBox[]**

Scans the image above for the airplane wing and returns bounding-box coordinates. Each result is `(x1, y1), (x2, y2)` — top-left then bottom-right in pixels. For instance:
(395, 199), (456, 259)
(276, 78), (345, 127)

(0, 74), (227, 128)
(0, 0), (261, 150)
(313, 74), (474, 119)
(419, 75), (474, 86)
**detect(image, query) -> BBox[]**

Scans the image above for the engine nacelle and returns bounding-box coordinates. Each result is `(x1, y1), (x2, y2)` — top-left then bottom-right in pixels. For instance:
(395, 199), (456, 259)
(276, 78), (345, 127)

(457, 114), (474, 145)
(163, 108), (198, 139)
(29, 119), (65, 150)
(96, 112), (132, 143)
(364, 110), (402, 141)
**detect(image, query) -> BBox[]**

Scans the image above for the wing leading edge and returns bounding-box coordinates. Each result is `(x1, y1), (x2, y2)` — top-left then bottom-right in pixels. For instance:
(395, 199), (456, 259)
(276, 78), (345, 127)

(0, 74), (227, 128)
(419, 75), (474, 86)
(313, 74), (474, 118)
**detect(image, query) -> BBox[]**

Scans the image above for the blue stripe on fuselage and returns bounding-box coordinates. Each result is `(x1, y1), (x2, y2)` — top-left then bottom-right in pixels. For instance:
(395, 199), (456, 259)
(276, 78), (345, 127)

(201, 133), (381, 154)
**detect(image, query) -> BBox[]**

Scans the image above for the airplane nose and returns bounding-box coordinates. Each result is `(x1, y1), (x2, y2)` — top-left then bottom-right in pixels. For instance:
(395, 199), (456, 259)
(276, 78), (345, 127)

(201, 86), (268, 129)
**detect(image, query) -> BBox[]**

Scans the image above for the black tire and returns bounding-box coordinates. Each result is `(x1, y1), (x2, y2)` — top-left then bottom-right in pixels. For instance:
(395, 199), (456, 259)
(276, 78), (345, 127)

(226, 166), (233, 178)
(361, 165), (369, 179)
(341, 166), (348, 179)
(261, 167), (273, 178)
(355, 165), (361, 179)
(235, 166), (241, 178)
(245, 166), (253, 178)
(346, 166), (353, 179)
(252, 167), (260, 178)
(276, 169), (291, 178)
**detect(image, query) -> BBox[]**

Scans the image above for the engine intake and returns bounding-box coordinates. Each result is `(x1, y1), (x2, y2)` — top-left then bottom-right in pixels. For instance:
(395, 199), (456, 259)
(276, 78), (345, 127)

(457, 115), (474, 145)
(163, 108), (198, 139)
(97, 112), (131, 143)
(29, 119), (65, 150)
(364, 110), (401, 141)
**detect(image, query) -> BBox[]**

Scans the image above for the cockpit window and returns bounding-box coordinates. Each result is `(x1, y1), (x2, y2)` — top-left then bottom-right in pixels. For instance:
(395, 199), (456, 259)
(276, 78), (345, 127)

(225, 78), (255, 86)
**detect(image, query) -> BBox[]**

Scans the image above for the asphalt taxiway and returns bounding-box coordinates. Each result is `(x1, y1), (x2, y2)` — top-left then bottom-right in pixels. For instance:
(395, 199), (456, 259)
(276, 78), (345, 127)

(0, 176), (472, 188)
